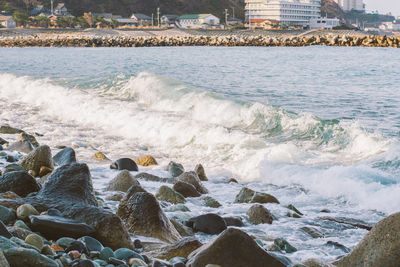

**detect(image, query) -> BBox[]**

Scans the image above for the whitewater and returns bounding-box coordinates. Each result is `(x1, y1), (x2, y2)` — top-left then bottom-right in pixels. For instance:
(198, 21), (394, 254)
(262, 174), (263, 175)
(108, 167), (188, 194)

(1, 46), (400, 262)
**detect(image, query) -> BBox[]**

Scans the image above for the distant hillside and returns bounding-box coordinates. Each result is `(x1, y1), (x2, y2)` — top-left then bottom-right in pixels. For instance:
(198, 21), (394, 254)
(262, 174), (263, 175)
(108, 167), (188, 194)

(1, 0), (244, 19)
(321, 0), (345, 20)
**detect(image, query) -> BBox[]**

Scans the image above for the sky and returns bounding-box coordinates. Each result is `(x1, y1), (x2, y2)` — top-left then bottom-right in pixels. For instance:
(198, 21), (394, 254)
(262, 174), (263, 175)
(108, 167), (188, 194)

(364, 0), (400, 17)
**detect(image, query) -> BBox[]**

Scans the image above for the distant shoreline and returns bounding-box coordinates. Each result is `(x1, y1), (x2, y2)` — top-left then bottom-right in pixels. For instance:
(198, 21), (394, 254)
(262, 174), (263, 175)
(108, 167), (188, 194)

(0, 28), (399, 48)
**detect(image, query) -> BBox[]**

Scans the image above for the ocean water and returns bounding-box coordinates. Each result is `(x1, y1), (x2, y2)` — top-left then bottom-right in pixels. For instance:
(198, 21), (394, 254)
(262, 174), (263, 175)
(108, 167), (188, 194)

(1, 46), (400, 264)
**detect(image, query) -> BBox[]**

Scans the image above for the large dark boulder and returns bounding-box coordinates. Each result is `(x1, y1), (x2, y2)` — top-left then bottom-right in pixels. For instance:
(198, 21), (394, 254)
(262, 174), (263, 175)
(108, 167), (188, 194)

(0, 163), (133, 250)
(29, 215), (95, 240)
(38, 163), (97, 206)
(110, 158), (138, 171)
(117, 191), (181, 243)
(173, 181), (201, 198)
(0, 171), (40, 197)
(187, 213), (227, 235)
(20, 145), (54, 175)
(52, 147), (76, 166)
(334, 212), (400, 267)
(187, 228), (286, 267)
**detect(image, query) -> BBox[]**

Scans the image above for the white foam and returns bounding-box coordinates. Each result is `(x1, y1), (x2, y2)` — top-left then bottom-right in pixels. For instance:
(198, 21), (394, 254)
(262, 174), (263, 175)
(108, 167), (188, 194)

(0, 72), (396, 212)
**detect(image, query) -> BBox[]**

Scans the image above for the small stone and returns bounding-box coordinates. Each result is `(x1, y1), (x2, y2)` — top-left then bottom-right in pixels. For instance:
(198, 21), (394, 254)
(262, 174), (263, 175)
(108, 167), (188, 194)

(223, 217), (244, 227)
(273, 238), (297, 253)
(16, 204), (39, 221)
(25, 233), (44, 250)
(287, 204), (303, 215)
(135, 155), (157, 166)
(0, 171), (40, 197)
(0, 221), (12, 238)
(0, 191), (21, 199)
(110, 158), (138, 171)
(56, 237), (76, 249)
(156, 185), (186, 204)
(202, 196), (221, 208)
(176, 172), (208, 194)
(173, 181), (201, 198)
(41, 244), (55, 255)
(300, 227), (324, 238)
(114, 248), (145, 262)
(0, 205), (16, 225)
(227, 178), (238, 183)
(14, 220), (30, 230)
(20, 145), (54, 174)
(99, 247), (115, 261)
(108, 257), (127, 266)
(194, 164), (208, 181)
(168, 161), (184, 177)
(129, 257), (147, 266)
(39, 166), (52, 177)
(68, 250), (81, 260)
(187, 213), (227, 235)
(51, 243), (64, 252)
(106, 170), (140, 192)
(66, 240), (89, 254)
(93, 151), (109, 160)
(79, 236), (104, 253)
(246, 204), (275, 225)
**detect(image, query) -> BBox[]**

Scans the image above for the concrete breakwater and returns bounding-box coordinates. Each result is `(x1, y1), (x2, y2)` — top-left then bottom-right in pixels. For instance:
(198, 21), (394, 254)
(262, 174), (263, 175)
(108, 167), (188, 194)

(0, 34), (399, 48)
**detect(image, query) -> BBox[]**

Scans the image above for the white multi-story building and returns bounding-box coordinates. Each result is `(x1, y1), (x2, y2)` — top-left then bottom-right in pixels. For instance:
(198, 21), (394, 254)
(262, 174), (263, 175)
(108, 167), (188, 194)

(245, 0), (321, 27)
(334, 0), (364, 12)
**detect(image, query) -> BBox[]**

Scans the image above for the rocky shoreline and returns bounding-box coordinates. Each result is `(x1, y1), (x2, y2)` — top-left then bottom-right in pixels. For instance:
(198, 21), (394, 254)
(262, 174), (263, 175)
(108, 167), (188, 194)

(1, 124), (400, 267)
(0, 35), (399, 48)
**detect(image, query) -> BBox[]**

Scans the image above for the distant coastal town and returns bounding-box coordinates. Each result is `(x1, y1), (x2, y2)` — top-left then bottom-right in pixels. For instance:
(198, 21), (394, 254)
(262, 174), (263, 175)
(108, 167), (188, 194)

(0, 0), (399, 35)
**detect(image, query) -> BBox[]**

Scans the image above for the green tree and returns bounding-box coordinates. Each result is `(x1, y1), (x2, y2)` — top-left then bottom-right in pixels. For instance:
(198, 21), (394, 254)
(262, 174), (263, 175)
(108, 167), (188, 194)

(13, 11), (29, 27)
(110, 18), (119, 29)
(55, 17), (76, 28)
(76, 16), (89, 28)
(32, 16), (50, 28)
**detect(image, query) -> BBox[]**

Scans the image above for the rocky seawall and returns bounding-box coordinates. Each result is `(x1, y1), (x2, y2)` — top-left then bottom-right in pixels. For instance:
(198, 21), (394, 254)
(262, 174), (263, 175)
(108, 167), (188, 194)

(0, 35), (399, 48)
(1, 124), (400, 267)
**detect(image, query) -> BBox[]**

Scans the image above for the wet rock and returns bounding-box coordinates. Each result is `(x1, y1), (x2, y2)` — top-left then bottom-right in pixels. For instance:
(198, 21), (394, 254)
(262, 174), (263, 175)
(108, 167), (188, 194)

(56, 237), (76, 249)
(106, 170), (140, 192)
(235, 187), (279, 204)
(79, 236), (104, 252)
(319, 216), (373, 230)
(29, 215), (95, 240)
(7, 140), (34, 153)
(187, 228), (286, 267)
(194, 164), (208, 181)
(19, 132), (39, 148)
(333, 212), (400, 267)
(14, 219), (30, 230)
(0, 205), (15, 224)
(300, 227), (324, 238)
(6, 226), (32, 240)
(114, 248), (145, 262)
(93, 152), (109, 161)
(273, 238), (297, 253)
(25, 233), (44, 250)
(170, 219), (194, 237)
(201, 196), (221, 208)
(105, 192), (125, 201)
(173, 181), (201, 198)
(0, 137), (8, 145)
(3, 164), (25, 174)
(247, 204), (275, 225)
(16, 203), (39, 220)
(110, 158), (138, 171)
(287, 204), (303, 215)
(150, 237), (202, 260)
(38, 166), (52, 177)
(223, 217), (244, 227)
(156, 186), (186, 204)
(0, 221), (12, 238)
(0, 125), (23, 134)
(176, 172), (208, 194)
(187, 213), (227, 235)
(41, 244), (55, 255)
(117, 191), (181, 243)
(168, 161), (185, 177)
(99, 247), (115, 261)
(53, 147), (76, 166)
(135, 155), (158, 166)
(325, 241), (350, 253)
(20, 145), (54, 174)
(0, 171), (40, 197)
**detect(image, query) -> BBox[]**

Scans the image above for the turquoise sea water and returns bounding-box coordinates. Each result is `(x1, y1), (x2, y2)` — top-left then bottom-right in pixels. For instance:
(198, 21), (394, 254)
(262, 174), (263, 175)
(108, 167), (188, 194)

(0, 46), (399, 263)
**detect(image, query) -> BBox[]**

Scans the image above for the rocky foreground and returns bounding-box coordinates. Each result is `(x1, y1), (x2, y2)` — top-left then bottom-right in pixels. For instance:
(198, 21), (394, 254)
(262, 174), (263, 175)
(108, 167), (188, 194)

(0, 34), (399, 48)
(0, 124), (400, 267)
